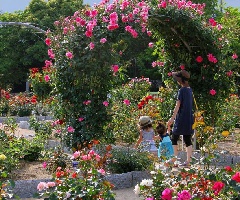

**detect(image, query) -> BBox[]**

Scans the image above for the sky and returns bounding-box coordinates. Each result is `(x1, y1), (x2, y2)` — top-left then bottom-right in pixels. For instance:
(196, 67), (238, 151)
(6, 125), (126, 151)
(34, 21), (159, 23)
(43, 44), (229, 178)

(0, 0), (240, 13)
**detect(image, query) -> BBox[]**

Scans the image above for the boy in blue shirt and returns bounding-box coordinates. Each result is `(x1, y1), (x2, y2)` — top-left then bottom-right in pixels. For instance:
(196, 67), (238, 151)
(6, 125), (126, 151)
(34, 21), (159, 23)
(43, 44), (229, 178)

(156, 122), (174, 161)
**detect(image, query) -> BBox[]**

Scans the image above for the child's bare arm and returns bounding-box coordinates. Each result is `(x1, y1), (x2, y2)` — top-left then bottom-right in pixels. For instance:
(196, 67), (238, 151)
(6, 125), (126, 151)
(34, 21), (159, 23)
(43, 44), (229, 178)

(135, 130), (143, 148)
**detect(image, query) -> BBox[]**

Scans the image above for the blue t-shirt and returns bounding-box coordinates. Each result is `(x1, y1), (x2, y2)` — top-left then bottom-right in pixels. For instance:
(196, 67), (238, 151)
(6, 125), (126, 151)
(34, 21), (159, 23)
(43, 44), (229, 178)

(158, 133), (174, 159)
(172, 87), (194, 135)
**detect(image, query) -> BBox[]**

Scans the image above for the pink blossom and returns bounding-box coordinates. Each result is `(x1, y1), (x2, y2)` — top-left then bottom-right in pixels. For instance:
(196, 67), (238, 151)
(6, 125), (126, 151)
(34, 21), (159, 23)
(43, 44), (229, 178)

(168, 72), (172, 76)
(42, 162), (47, 168)
(148, 42), (154, 48)
(217, 24), (222, 30)
(103, 101), (109, 106)
(107, 24), (119, 31)
(78, 117), (84, 122)
(98, 168), (106, 175)
(196, 56), (203, 63)
(156, 61), (164, 67)
(123, 99), (130, 106)
(210, 89), (216, 96)
(226, 71), (233, 77)
(63, 27), (69, 34)
(209, 18), (217, 27)
(162, 188), (172, 200)
(37, 182), (47, 191)
(212, 181), (224, 195)
(159, 1), (167, 8)
(112, 65), (119, 75)
(45, 38), (51, 46)
(47, 182), (56, 188)
(66, 51), (73, 59)
(54, 21), (60, 26)
(109, 12), (118, 22)
(232, 53), (238, 59)
(100, 38), (107, 43)
(90, 9), (98, 18)
(73, 151), (80, 159)
(121, 15), (129, 23)
(82, 154), (91, 160)
(207, 53), (218, 63)
(44, 75), (50, 82)
(48, 49), (55, 59)
(180, 65), (185, 70)
(67, 126), (75, 133)
(85, 30), (93, 38)
(152, 61), (157, 67)
(89, 150), (95, 156)
(83, 100), (91, 105)
(177, 190), (191, 200)
(145, 198), (154, 200)
(147, 31), (152, 36)
(89, 42), (95, 50)
(78, 18), (86, 26)
(45, 60), (52, 67)
(95, 154), (101, 161)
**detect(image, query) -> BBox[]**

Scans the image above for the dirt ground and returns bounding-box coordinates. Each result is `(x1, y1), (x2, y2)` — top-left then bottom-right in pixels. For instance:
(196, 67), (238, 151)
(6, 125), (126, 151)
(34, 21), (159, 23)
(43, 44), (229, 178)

(8, 128), (240, 181)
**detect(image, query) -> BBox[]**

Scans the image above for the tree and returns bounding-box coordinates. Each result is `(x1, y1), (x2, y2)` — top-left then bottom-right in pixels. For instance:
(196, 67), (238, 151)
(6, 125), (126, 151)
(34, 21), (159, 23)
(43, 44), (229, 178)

(0, 0), (84, 91)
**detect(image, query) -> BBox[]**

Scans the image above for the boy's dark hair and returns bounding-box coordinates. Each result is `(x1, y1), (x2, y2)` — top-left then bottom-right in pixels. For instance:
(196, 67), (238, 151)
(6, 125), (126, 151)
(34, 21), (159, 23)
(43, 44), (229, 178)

(156, 122), (167, 136)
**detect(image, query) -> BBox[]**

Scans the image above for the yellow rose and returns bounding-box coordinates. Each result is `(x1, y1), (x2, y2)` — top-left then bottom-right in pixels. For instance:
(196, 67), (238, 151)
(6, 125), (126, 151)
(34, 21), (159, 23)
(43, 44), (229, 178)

(204, 126), (214, 133)
(222, 131), (230, 137)
(0, 154), (6, 160)
(192, 122), (197, 129)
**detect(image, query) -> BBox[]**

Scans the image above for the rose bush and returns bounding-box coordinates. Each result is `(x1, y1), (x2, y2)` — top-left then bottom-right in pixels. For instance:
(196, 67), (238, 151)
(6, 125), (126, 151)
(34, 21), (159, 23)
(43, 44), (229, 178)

(36, 145), (115, 200)
(135, 163), (240, 199)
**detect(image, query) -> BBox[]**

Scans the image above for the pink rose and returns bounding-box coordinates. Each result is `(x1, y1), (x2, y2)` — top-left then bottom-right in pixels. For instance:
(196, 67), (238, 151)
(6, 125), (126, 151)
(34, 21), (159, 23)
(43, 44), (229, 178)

(66, 51), (73, 59)
(123, 99), (130, 106)
(67, 126), (75, 133)
(103, 101), (109, 106)
(232, 53), (238, 60)
(100, 38), (107, 44)
(209, 89), (216, 96)
(37, 182), (47, 191)
(44, 75), (50, 82)
(45, 38), (51, 46)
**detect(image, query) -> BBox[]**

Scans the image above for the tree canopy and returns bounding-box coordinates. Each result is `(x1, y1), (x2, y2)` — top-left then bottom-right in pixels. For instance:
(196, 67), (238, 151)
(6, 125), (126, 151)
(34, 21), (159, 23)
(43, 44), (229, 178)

(0, 0), (84, 91)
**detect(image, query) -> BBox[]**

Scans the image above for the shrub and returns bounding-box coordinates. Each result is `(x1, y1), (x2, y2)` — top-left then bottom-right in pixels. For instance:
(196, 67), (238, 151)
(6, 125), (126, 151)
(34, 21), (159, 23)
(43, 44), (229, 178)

(107, 147), (154, 174)
(36, 147), (115, 200)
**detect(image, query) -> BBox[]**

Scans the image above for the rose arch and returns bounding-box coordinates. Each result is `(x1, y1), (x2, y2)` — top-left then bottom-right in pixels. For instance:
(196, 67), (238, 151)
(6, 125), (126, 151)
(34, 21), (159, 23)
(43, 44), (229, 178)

(44, 0), (235, 148)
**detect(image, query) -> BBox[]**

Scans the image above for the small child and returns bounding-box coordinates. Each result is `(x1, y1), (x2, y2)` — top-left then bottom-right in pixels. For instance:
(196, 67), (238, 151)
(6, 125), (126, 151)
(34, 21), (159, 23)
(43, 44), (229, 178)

(156, 122), (174, 160)
(135, 116), (158, 155)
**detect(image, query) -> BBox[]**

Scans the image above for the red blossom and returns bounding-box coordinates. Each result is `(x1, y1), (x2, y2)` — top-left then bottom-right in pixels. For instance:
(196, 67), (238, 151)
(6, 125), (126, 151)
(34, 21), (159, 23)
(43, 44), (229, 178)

(225, 166), (232, 172)
(232, 172), (240, 182)
(196, 56), (203, 63)
(72, 172), (77, 178)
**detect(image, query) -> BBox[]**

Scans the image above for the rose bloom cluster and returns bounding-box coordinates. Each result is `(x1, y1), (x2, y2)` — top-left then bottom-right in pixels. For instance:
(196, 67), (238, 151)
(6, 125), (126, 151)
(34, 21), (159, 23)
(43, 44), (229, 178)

(134, 165), (240, 200)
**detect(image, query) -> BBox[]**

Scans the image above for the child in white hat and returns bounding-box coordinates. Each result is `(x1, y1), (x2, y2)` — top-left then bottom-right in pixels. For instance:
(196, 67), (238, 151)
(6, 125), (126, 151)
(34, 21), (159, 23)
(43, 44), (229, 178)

(135, 116), (158, 155)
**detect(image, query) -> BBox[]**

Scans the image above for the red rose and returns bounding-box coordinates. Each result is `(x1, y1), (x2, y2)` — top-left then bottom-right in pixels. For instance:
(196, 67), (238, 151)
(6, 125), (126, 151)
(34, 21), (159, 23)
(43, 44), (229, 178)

(196, 56), (203, 63)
